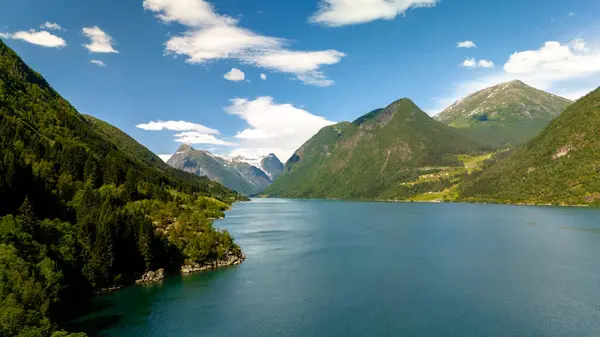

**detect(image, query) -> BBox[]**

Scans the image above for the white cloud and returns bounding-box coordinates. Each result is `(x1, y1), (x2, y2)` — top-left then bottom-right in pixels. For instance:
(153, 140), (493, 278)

(457, 41), (476, 48)
(10, 30), (67, 48)
(478, 59), (494, 68)
(143, 0), (345, 86)
(224, 68), (245, 81)
(234, 128), (269, 139)
(137, 120), (232, 146)
(158, 154), (173, 162)
(461, 58), (494, 68)
(309, 0), (437, 26)
(40, 22), (63, 31)
(90, 59), (106, 67)
(461, 58), (476, 68)
(431, 38), (600, 115)
(0, 33), (10, 39)
(503, 40), (600, 82)
(260, 73), (267, 80)
(174, 131), (233, 145)
(82, 26), (118, 53)
(570, 38), (588, 52)
(568, 12), (576, 17)
(224, 96), (335, 161)
(136, 120), (219, 134)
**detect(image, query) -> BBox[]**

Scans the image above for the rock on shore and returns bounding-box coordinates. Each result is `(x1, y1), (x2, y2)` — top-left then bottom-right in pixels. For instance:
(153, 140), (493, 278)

(181, 253), (246, 274)
(135, 268), (165, 284)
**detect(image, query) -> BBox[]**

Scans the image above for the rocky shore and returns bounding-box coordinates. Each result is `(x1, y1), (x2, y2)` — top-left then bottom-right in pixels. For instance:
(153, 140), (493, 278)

(135, 268), (165, 284)
(181, 253), (246, 274)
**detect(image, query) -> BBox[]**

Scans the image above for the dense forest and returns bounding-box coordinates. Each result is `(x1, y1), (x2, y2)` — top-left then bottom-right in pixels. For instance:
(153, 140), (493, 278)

(459, 87), (600, 205)
(0, 40), (246, 336)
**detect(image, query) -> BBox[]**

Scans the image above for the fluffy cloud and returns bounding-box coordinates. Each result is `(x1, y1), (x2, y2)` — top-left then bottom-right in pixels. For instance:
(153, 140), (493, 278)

(90, 59), (106, 67)
(224, 96), (335, 161)
(430, 38), (600, 114)
(143, 0), (345, 86)
(137, 120), (231, 146)
(570, 38), (588, 52)
(136, 120), (219, 134)
(457, 41), (476, 48)
(40, 22), (63, 31)
(309, 0), (437, 26)
(82, 26), (118, 53)
(461, 58), (494, 68)
(224, 68), (245, 81)
(461, 58), (476, 68)
(10, 30), (67, 48)
(0, 33), (10, 39)
(478, 59), (494, 68)
(503, 40), (600, 83)
(174, 132), (233, 145)
(260, 73), (267, 80)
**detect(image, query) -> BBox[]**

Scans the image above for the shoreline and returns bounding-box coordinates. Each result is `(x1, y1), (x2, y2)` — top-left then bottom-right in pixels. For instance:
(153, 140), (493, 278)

(258, 196), (592, 208)
(97, 253), (246, 294)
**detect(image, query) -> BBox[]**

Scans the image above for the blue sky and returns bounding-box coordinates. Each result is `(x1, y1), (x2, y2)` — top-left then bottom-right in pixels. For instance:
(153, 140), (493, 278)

(2, 0), (599, 162)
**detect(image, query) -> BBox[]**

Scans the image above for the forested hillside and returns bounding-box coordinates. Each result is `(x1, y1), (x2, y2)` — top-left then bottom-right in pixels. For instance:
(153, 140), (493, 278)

(0, 40), (246, 336)
(460, 87), (600, 205)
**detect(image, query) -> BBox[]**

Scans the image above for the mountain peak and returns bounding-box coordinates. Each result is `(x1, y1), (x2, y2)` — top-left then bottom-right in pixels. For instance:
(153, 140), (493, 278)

(435, 80), (572, 147)
(353, 98), (424, 126)
(506, 79), (526, 86)
(176, 143), (195, 152)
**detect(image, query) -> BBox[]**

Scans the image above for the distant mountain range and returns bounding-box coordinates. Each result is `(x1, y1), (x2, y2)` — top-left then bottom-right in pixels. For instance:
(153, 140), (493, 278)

(435, 80), (572, 147)
(166, 144), (283, 196)
(264, 80), (585, 203)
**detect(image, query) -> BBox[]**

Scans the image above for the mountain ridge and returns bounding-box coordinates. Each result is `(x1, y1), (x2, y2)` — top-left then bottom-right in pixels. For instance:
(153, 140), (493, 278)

(435, 80), (572, 147)
(167, 145), (283, 195)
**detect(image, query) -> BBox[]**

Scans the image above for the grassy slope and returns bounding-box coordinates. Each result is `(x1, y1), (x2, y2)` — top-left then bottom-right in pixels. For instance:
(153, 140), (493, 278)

(265, 99), (490, 200)
(435, 80), (572, 148)
(459, 87), (600, 206)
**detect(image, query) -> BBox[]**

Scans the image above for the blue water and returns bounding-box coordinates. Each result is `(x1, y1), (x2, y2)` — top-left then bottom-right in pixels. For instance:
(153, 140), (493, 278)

(84, 199), (600, 336)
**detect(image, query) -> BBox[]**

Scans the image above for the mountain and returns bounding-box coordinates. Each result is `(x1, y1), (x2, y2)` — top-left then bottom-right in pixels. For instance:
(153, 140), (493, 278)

(167, 145), (273, 195)
(83, 114), (169, 169)
(460, 87), (600, 205)
(435, 80), (572, 147)
(260, 153), (284, 180)
(0, 40), (245, 335)
(264, 98), (490, 200)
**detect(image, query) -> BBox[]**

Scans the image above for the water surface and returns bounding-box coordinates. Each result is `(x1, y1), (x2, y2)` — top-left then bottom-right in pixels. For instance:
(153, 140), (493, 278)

(85, 199), (600, 336)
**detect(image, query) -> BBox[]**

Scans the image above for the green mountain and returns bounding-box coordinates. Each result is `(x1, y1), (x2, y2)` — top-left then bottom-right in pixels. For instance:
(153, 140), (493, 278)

(0, 40), (245, 336)
(264, 98), (490, 200)
(83, 114), (169, 169)
(167, 144), (273, 195)
(260, 153), (284, 180)
(460, 87), (600, 206)
(435, 80), (572, 147)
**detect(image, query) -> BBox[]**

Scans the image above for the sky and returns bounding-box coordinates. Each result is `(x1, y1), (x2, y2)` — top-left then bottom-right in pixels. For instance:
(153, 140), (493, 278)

(2, 0), (599, 162)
